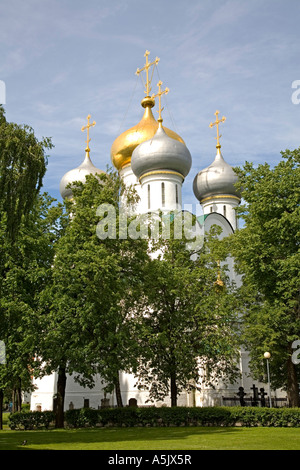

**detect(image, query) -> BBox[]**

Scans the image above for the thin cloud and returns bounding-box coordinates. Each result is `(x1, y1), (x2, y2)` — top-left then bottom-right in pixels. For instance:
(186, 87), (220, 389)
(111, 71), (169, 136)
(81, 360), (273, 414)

(2, 0), (299, 207)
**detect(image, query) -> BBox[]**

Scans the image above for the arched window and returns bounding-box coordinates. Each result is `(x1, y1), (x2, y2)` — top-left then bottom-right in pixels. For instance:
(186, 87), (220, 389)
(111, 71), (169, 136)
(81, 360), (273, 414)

(223, 205), (226, 217)
(161, 182), (165, 207)
(210, 206), (213, 213)
(175, 184), (178, 204)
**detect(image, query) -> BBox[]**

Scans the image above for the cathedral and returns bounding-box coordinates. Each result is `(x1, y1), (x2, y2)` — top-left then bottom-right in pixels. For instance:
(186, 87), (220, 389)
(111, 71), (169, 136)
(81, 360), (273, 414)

(30, 52), (284, 411)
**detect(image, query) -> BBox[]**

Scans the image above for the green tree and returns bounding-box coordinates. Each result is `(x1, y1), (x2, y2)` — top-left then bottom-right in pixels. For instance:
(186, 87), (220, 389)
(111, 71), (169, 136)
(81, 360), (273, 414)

(0, 106), (51, 240)
(38, 172), (149, 427)
(229, 148), (300, 406)
(0, 106), (54, 428)
(133, 215), (240, 407)
(0, 193), (62, 428)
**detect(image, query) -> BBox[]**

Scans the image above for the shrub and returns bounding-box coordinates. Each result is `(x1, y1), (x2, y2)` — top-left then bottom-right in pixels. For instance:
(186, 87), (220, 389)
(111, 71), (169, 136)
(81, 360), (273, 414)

(21, 403), (30, 412)
(8, 406), (300, 430)
(64, 408), (100, 428)
(64, 406), (300, 429)
(8, 410), (55, 430)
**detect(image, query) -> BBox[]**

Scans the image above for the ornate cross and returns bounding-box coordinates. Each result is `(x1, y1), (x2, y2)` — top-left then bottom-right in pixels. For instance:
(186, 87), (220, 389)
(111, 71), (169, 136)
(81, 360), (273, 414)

(81, 114), (96, 151)
(136, 50), (160, 96)
(214, 260), (224, 289)
(251, 384), (259, 406)
(237, 386), (246, 406)
(209, 110), (226, 148)
(152, 80), (169, 124)
(259, 388), (268, 407)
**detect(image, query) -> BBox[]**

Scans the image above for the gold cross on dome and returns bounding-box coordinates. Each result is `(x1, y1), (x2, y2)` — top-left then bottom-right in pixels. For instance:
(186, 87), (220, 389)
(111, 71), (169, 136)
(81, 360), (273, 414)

(209, 110), (226, 148)
(81, 114), (96, 151)
(136, 50), (160, 96)
(152, 81), (169, 124)
(214, 260), (225, 289)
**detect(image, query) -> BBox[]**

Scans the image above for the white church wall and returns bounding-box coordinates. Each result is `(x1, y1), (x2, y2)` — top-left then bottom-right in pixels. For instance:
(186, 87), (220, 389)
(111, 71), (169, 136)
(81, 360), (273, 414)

(139, 172), (183, 213)
(119, 164), (143, 214)
(202, 197), (240, 231)
(31, 373), (56, 411)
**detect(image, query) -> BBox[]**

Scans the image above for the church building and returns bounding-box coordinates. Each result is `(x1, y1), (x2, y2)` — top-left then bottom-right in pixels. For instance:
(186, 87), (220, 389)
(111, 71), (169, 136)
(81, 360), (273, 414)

(30, 52), (284, 411)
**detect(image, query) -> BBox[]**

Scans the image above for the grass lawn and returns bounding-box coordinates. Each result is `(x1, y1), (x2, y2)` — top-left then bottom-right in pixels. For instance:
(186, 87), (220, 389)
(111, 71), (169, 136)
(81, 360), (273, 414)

(0, 412), (299, 450)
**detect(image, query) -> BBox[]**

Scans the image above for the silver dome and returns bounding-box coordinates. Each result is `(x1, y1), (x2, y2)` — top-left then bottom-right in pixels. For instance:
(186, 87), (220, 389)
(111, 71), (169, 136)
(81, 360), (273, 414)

(59, 151), (105, 199)
(193, 148), (240, 202)
(131, 126), (192, 180)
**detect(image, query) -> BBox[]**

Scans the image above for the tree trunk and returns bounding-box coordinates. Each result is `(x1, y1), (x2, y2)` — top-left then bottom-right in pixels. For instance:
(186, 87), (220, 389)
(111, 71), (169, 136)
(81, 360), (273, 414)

(12, 388), (17, 412)
(55, 365), (67, 428)
(170, 371), (177, 407)
(12, 389), (15, 413)
(16, 377), (22, 411)
(286, 350), (300, 407)
(115, 372), (123, 408)
(0, 390), (3, 430)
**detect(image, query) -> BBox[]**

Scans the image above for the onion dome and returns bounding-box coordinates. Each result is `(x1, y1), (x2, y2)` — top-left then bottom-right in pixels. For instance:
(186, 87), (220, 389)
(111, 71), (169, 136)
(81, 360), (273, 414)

(193, 146), (240, 202)
(131, 123), (192, 180)
(193, 110), (240, 203)
(110, 96), (185, 171)
(59, 148), (105, 199)
(60, 114), (105, 199)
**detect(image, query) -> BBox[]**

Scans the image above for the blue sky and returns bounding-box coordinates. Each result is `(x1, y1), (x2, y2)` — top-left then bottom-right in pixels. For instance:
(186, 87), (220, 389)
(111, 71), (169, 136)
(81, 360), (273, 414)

(1, 0), (299, 206)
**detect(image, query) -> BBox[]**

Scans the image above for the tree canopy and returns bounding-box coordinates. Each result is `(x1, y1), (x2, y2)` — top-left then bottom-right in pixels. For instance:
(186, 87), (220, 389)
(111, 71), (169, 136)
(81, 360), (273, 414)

(37, 171), (149, 425)
(0, 192), (63, 422)
(0, 107), (54, 427)
(0, 105), (52, 240)
(133, 216), (241, 406)
(228, 148), (300, 406)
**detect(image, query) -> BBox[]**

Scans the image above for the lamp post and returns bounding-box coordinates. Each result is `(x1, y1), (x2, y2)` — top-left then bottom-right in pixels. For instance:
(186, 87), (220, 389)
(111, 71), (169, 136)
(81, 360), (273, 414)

(264, 352), (272, 407)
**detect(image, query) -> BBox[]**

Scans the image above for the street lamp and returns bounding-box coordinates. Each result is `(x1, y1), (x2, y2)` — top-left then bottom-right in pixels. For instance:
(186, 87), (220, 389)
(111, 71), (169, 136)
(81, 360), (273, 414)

(264, 352), (272, 407)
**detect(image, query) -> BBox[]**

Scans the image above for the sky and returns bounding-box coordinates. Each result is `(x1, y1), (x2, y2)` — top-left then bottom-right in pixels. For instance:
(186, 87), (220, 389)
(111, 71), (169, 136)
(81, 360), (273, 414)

(1, 0), (300, 206)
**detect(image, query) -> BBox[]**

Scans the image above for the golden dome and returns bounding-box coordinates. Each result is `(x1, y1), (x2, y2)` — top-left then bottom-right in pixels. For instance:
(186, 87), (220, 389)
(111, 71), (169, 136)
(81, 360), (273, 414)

(111, 96), (185, 171)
